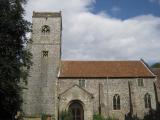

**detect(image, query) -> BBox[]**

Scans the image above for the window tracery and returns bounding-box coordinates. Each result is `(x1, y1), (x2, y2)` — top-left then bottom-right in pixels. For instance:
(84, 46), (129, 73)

(41, 25), (50, 34)
(144, 93), (151, 108)
(113, 94), (120, 110)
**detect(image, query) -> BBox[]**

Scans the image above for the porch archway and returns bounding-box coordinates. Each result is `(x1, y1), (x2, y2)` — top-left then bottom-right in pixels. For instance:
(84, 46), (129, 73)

(69, 100), (84, 120)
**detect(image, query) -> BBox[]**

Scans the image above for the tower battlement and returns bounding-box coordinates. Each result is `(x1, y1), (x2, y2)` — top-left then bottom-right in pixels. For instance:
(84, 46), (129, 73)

(33, 11), (61, 18)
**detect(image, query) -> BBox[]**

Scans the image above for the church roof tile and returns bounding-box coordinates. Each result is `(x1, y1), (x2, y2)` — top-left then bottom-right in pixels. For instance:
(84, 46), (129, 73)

(59, 60), (155, 78)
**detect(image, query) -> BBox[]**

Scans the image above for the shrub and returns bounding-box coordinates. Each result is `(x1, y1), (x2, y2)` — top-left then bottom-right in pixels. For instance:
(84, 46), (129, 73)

(41, 114), (52, 120)
(93, 114), (116, 120)
(93, 114), (106, 120)
(60, 110), (72, 120)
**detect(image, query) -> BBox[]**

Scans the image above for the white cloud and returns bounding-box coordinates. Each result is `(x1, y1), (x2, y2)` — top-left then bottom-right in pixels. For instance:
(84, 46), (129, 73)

(63, 13), (160, 62)
(24, 0), (95, 20)
(111, 6), (121, 13)
(25, 0), (160, 63)
(148, 0), (160, 5)
(149, 0), (155, 3)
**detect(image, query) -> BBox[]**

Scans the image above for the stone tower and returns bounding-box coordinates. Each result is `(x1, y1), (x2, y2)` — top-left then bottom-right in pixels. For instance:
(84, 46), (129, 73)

(23, 12), (62, 118)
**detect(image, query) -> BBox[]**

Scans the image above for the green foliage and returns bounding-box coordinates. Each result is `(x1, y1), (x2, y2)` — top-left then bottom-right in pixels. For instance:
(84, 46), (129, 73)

(41, 114), (48, 120)
(125, 114), (142, 120)
(93, 114), (116, 120)
(60, 110), (73, 120)
(41, 114), (52, 120)
(0, 0), (32, 119)
(143, 103), (160, 120)
(151, 63), (160, 68)
(93, 114), (106, 120)
(105, 116), (116, 120)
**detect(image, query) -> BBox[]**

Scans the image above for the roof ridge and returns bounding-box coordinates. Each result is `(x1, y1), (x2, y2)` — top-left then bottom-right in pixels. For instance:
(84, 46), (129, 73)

(61, 60), (140, 62)
(140, 60), (156, 77)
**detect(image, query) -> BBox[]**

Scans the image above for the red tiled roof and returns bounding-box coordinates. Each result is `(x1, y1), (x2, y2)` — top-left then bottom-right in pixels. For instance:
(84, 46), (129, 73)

(59, 60), (154, 78)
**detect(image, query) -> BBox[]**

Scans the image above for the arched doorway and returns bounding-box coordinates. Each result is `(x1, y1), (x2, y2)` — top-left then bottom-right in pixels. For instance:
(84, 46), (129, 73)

(69, 100), (84, 120)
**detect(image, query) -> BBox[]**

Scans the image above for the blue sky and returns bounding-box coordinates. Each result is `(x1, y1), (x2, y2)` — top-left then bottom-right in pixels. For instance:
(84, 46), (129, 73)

(93, 0), (160, 19)
(25, 0), (160, 64)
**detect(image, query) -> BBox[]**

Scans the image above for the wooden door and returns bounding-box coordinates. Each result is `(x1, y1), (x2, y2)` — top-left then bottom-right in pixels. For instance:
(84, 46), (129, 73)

(69, 102), (84, 120)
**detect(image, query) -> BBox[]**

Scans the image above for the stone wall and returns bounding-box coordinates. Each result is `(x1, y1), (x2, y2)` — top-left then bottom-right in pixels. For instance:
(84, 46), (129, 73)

(23, 117), (41, 120)
(23, 12), (62, 118)
(130, 78), (156, 118)
(58, 85), (94, 120)
(58, 78), (156, 120)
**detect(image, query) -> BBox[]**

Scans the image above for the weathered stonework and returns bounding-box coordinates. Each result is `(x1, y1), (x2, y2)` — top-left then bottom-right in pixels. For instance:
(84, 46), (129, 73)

(58, 84), (94, 120)
(58, 78), (156, 120)
(151, 68), (160, 103)
(23, 12), (157, 120)
(23, 12), (62, 119)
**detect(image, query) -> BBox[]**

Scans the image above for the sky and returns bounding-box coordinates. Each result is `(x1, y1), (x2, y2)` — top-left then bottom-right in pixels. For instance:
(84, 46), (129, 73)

(24, 0), (160, 64)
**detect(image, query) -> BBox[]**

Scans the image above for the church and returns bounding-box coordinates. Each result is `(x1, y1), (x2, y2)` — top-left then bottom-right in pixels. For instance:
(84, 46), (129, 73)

(23, 12), (157, 120)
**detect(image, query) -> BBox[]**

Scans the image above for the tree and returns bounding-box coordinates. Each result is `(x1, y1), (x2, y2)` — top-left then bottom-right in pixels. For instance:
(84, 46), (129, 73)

(0, 0), (32, 119)
(151, 63), (160, 68)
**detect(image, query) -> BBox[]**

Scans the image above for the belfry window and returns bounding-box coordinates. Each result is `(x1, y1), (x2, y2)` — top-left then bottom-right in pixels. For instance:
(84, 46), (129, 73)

(138, 78), (144, 86)
(41, 25), (50, 34)
(42, 51), (48, 57)
(144, 93), (151, 108)
(113, 94), (120, 110)
(79, 79), (85, 87)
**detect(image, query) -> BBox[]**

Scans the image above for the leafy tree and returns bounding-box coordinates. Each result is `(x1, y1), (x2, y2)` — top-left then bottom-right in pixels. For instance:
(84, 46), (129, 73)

(0, 0), (32, 119)
(151, 63), (160, 68)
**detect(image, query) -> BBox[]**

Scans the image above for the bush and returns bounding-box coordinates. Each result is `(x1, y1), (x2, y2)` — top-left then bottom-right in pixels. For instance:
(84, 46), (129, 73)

(93, 114), (106, 120)
(60, 110), (72, 120)
(41, 114), (52, 120)
(93, 114), (116, 120)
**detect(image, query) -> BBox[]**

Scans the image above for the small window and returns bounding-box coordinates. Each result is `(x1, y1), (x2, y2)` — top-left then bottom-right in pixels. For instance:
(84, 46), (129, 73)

(113, 94), (120, 110)
(138, 78), (144, 86)
(41, 25), (50, 33)
(144, 93), (151, 108)
(42, 51), (48, 57)
(79, 79), (85, 87)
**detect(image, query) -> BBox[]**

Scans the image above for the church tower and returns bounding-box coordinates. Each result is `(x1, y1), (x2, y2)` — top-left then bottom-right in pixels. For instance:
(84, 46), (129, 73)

(23, 12), (62, 118)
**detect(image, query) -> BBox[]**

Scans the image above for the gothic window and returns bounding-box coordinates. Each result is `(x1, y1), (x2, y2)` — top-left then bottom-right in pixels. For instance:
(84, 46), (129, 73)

(79, 79), (85, 87)
(144, 93), (151, 108)
(113, 94), (120, 110)
(41, 25), (50, 34)
(42, 51), (48, 57)
(138, 78), (144, 86)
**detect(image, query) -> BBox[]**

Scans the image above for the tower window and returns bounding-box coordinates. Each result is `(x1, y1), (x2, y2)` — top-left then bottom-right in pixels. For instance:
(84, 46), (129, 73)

(79, 79), (85, 87)
(41, 25), (50, 33)
(113, 94), (120, 110)
(144, 93), (151, 108)
(138, 78), (144, 86)
(42, 51), (48, 57)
